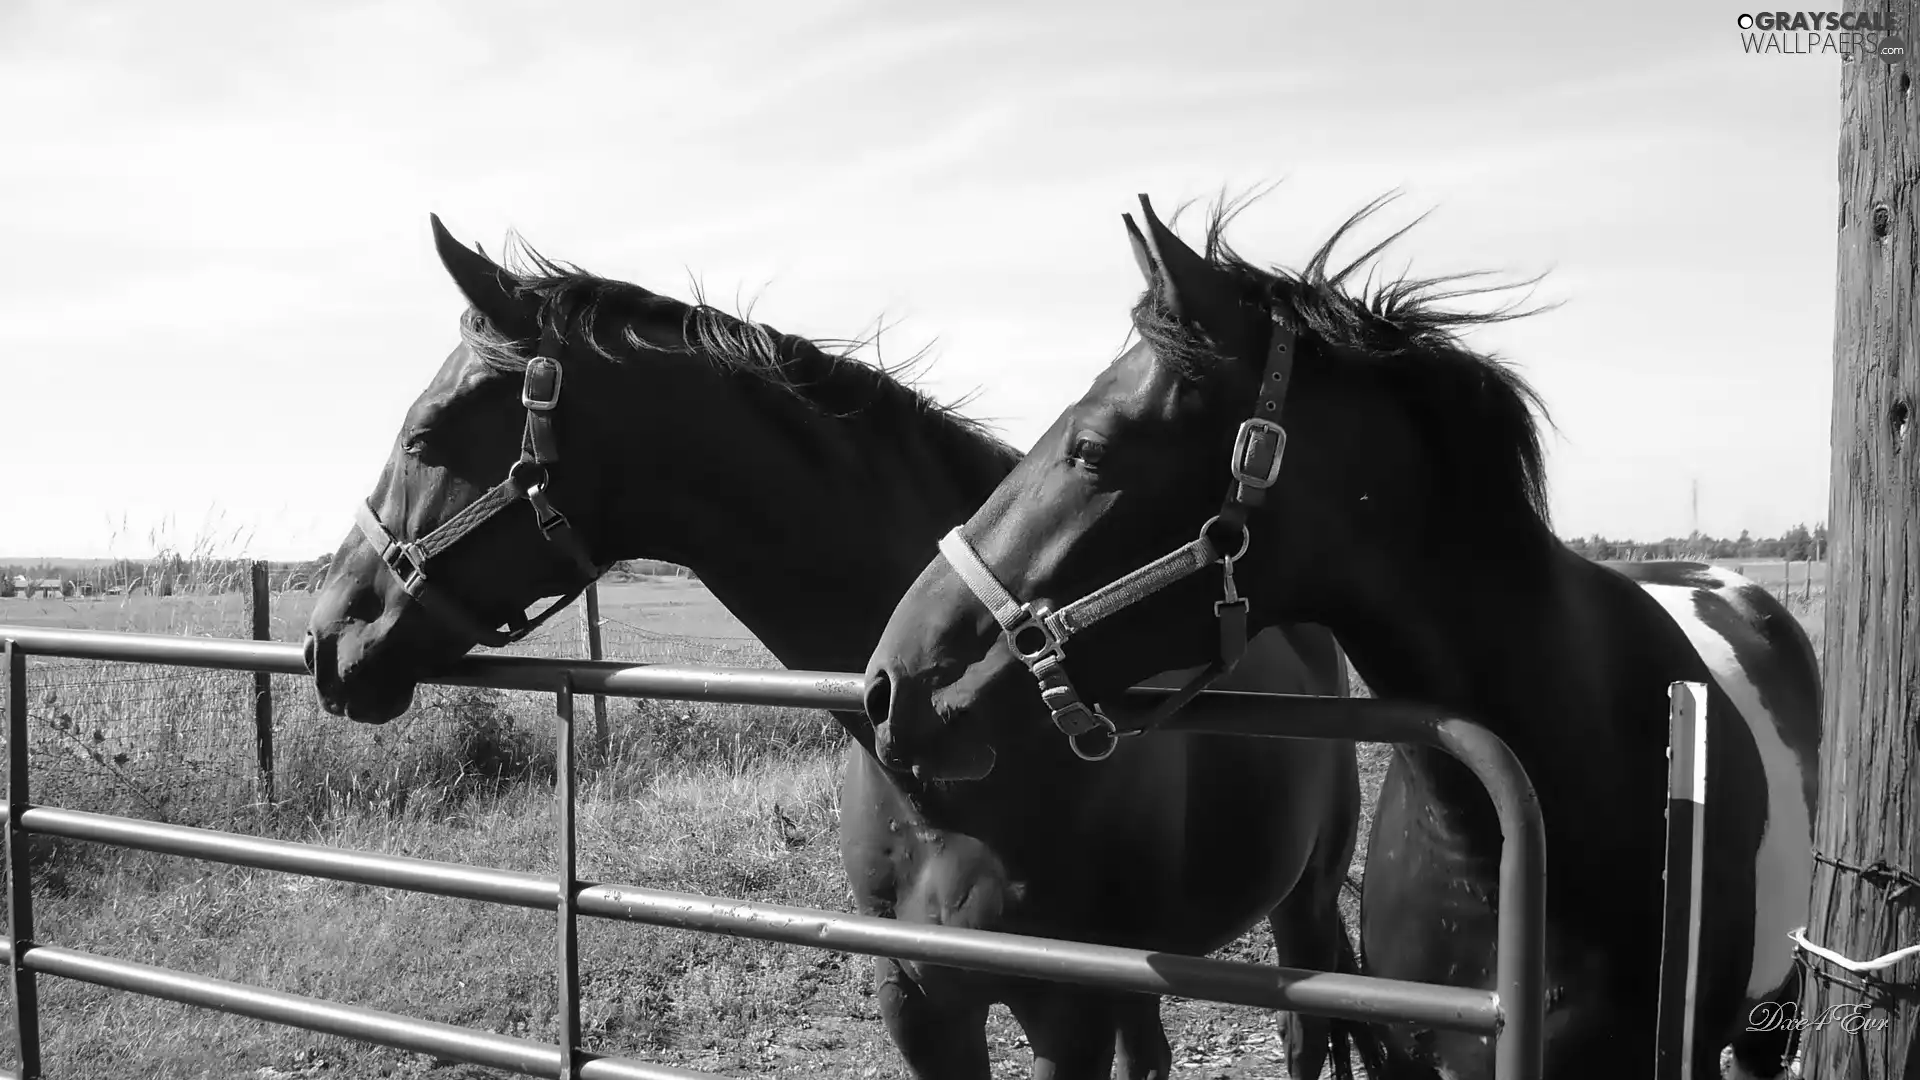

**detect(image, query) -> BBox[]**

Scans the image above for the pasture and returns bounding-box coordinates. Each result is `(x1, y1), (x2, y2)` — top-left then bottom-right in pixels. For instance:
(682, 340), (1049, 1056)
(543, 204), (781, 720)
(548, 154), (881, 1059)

(0, 567), (1829, 1078)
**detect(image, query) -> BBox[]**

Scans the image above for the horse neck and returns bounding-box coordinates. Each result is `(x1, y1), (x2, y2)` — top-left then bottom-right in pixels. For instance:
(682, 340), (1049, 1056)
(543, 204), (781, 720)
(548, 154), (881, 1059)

(1299, 516), (1588, 762)
(595, 358), (1017, 674)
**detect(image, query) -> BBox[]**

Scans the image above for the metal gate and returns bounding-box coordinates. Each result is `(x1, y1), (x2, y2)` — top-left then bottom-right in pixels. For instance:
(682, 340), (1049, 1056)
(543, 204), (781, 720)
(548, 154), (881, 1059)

(0, 625), (1548, 1079)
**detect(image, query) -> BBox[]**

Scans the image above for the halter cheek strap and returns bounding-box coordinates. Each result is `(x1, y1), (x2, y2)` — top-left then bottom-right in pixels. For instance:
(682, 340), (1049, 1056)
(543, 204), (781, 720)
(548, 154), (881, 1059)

(354, 303), (611, 649)
(938, 311), (1298, 761)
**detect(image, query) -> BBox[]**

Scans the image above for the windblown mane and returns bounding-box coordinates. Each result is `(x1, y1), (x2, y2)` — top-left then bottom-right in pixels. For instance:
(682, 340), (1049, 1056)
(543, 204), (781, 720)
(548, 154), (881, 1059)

(454, 236), (1021, 490)
(1131, 191), (1557, 534)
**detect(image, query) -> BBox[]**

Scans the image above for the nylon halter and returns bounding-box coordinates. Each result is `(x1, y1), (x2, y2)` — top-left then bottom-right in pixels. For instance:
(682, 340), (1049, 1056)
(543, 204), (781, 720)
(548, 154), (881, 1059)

(354, 305), (609, 649)
(937, 311), (1298, 761)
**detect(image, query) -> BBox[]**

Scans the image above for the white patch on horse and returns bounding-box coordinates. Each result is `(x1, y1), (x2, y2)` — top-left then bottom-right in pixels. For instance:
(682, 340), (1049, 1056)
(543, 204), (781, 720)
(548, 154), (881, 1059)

(1639, 580), (1813, 1000)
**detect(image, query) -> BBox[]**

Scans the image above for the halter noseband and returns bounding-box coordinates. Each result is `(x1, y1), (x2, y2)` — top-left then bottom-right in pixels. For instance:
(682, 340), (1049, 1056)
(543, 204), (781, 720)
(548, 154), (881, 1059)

(354, 303), (609, 649)
(938, 310), (1298, 761)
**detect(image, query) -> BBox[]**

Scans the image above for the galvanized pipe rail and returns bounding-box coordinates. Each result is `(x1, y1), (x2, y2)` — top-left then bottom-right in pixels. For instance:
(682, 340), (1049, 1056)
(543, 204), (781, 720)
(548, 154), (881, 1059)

(0, 625), (1547, 1079)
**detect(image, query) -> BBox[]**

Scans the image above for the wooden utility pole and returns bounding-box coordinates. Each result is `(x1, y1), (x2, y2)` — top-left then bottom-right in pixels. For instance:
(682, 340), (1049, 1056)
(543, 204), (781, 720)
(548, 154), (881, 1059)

(1803, 13), (1920, 1077)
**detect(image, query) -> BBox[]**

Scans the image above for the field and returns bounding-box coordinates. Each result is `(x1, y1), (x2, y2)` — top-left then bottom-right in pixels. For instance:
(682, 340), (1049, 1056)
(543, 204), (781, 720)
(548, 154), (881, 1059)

(0, 569), (1830, 1078)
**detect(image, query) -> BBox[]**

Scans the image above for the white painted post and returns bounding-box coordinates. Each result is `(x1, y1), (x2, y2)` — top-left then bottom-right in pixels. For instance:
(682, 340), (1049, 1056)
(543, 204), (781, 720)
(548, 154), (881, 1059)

(1655, 680), (1709, 1080)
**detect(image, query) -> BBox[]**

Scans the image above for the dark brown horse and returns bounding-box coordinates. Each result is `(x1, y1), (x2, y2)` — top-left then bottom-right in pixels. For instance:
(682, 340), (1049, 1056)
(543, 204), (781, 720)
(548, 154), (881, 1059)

(861, 193), (1822, 1080)
(303, 216), (1371, 1079)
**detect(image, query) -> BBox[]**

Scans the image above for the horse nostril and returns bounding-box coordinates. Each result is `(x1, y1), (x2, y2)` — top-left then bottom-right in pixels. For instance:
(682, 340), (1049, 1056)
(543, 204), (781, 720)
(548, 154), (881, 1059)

(302, 631), (318, 675)
(864, 671), (892, 727)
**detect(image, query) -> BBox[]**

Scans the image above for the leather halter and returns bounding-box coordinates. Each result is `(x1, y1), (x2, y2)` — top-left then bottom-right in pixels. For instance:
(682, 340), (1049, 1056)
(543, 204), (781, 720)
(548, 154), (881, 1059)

(938, 310), (1298, 761)
(354, 303), (609, 649)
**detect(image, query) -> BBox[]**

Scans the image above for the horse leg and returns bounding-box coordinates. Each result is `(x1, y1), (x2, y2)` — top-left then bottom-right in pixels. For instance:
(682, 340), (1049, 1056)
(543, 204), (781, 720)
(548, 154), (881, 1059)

(1722, 965), (1804, 1080)
(1007, 988), (1120, 1080)
(872, 957), (991, 1080)
(1269, 746), (1377, 1080)
(1268, 887), (1351, 1079)
(1111, 992), (1172, 1080)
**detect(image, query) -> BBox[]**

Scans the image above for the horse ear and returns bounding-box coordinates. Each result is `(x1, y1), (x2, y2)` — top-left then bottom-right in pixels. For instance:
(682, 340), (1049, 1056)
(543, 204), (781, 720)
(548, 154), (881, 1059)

(1129, 194), (1241, 345)
(429, 213), (538, 346)
(1122, 212), (1158, 299)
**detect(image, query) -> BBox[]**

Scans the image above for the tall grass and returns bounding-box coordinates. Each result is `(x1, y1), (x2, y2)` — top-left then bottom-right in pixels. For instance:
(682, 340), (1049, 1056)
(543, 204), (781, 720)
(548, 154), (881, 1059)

(0, 528), (903, 1077)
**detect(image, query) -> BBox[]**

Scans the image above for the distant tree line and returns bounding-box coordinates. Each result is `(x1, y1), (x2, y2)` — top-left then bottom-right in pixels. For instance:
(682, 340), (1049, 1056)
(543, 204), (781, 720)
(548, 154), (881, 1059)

(8, 530), (1822, 601)
(0, 554), (699, 598)
(1561, 522), (1826, 563)
(0, 555), (337, 597)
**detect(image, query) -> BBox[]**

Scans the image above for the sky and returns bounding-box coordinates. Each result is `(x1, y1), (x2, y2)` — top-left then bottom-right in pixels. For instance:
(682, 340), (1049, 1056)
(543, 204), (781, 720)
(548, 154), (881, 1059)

(0, 0), (1843, 561)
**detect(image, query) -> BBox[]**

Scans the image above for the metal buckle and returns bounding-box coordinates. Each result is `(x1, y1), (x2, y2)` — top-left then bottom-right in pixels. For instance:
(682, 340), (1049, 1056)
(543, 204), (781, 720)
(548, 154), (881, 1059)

(389, 541), (428, 592)
(1006, 603), (1064, 664)
(1230, 417), (1287, 490)
(522, 357), (563, 412)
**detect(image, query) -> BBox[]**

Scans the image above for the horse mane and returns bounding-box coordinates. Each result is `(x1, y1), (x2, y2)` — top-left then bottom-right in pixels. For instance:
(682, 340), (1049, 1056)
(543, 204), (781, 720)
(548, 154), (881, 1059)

(1131, 190), (1557, 534)
(454, 235), (1022, 488)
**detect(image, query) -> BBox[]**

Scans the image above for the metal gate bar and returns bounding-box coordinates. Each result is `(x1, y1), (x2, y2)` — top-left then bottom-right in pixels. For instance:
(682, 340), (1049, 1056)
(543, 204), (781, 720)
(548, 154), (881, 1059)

(1145, 687), (1548, 1080)
(0, 625), (1548, 1079)
(555, 678), (583, 1080)
(3, 642), (39, 1077)
(0, 803), (1497, 1030)
(0, 940), (716, 1080)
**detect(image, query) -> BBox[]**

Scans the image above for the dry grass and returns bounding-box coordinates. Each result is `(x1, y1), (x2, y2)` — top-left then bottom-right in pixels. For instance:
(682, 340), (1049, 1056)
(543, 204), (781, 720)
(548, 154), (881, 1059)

(0, 561), (1833, 1078)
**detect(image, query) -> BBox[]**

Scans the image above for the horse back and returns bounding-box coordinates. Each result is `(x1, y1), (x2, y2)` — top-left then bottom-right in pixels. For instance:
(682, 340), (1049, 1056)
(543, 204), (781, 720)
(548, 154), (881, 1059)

(1603, 560), (1822, 1005)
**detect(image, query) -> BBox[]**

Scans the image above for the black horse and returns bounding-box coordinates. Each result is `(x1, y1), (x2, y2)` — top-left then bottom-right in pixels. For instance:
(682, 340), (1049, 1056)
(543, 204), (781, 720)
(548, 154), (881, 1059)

(863, 193), (1820, 1080)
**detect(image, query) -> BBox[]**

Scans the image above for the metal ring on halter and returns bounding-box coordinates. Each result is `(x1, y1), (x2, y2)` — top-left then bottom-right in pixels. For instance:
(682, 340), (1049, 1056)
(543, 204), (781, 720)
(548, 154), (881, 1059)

(1199, 514), (1252, 562)
(507, 458), (548, 495)
(1068, 710), (1119, 761)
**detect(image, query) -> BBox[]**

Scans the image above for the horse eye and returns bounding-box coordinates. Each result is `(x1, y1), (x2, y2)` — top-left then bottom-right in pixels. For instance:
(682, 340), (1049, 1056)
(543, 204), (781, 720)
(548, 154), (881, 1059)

(402, 434), (429, 457)
(1069, 436), (1107, 466)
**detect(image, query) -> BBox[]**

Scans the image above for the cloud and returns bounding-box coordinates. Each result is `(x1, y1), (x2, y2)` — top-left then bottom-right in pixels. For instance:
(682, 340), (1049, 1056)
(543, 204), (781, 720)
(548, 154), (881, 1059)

(0, 1), (1839, 556)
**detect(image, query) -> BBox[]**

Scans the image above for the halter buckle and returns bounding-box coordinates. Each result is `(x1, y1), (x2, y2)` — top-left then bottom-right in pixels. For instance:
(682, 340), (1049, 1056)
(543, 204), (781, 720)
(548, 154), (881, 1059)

(388, 541), (429, 593)
(1006, 603), (1066, 664)
(522, 357), (563, 412)
(1230, 417), (1287, 490)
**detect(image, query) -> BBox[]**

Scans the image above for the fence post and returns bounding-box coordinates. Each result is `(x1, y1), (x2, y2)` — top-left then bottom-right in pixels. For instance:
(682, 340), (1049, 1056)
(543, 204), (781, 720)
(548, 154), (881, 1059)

(250, 561), (275, 806)
(1654, 681), (1707, 1080)
(1805, 33), (1920, 1071)
(5, 639), (44, 1078)
(580, 584), (608, 762)
(554, 678), (582, 1080)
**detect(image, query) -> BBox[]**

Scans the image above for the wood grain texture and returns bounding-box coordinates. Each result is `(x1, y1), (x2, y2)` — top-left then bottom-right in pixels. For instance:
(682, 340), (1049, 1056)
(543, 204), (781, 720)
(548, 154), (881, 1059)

(1805, 8), (1920, 1076)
